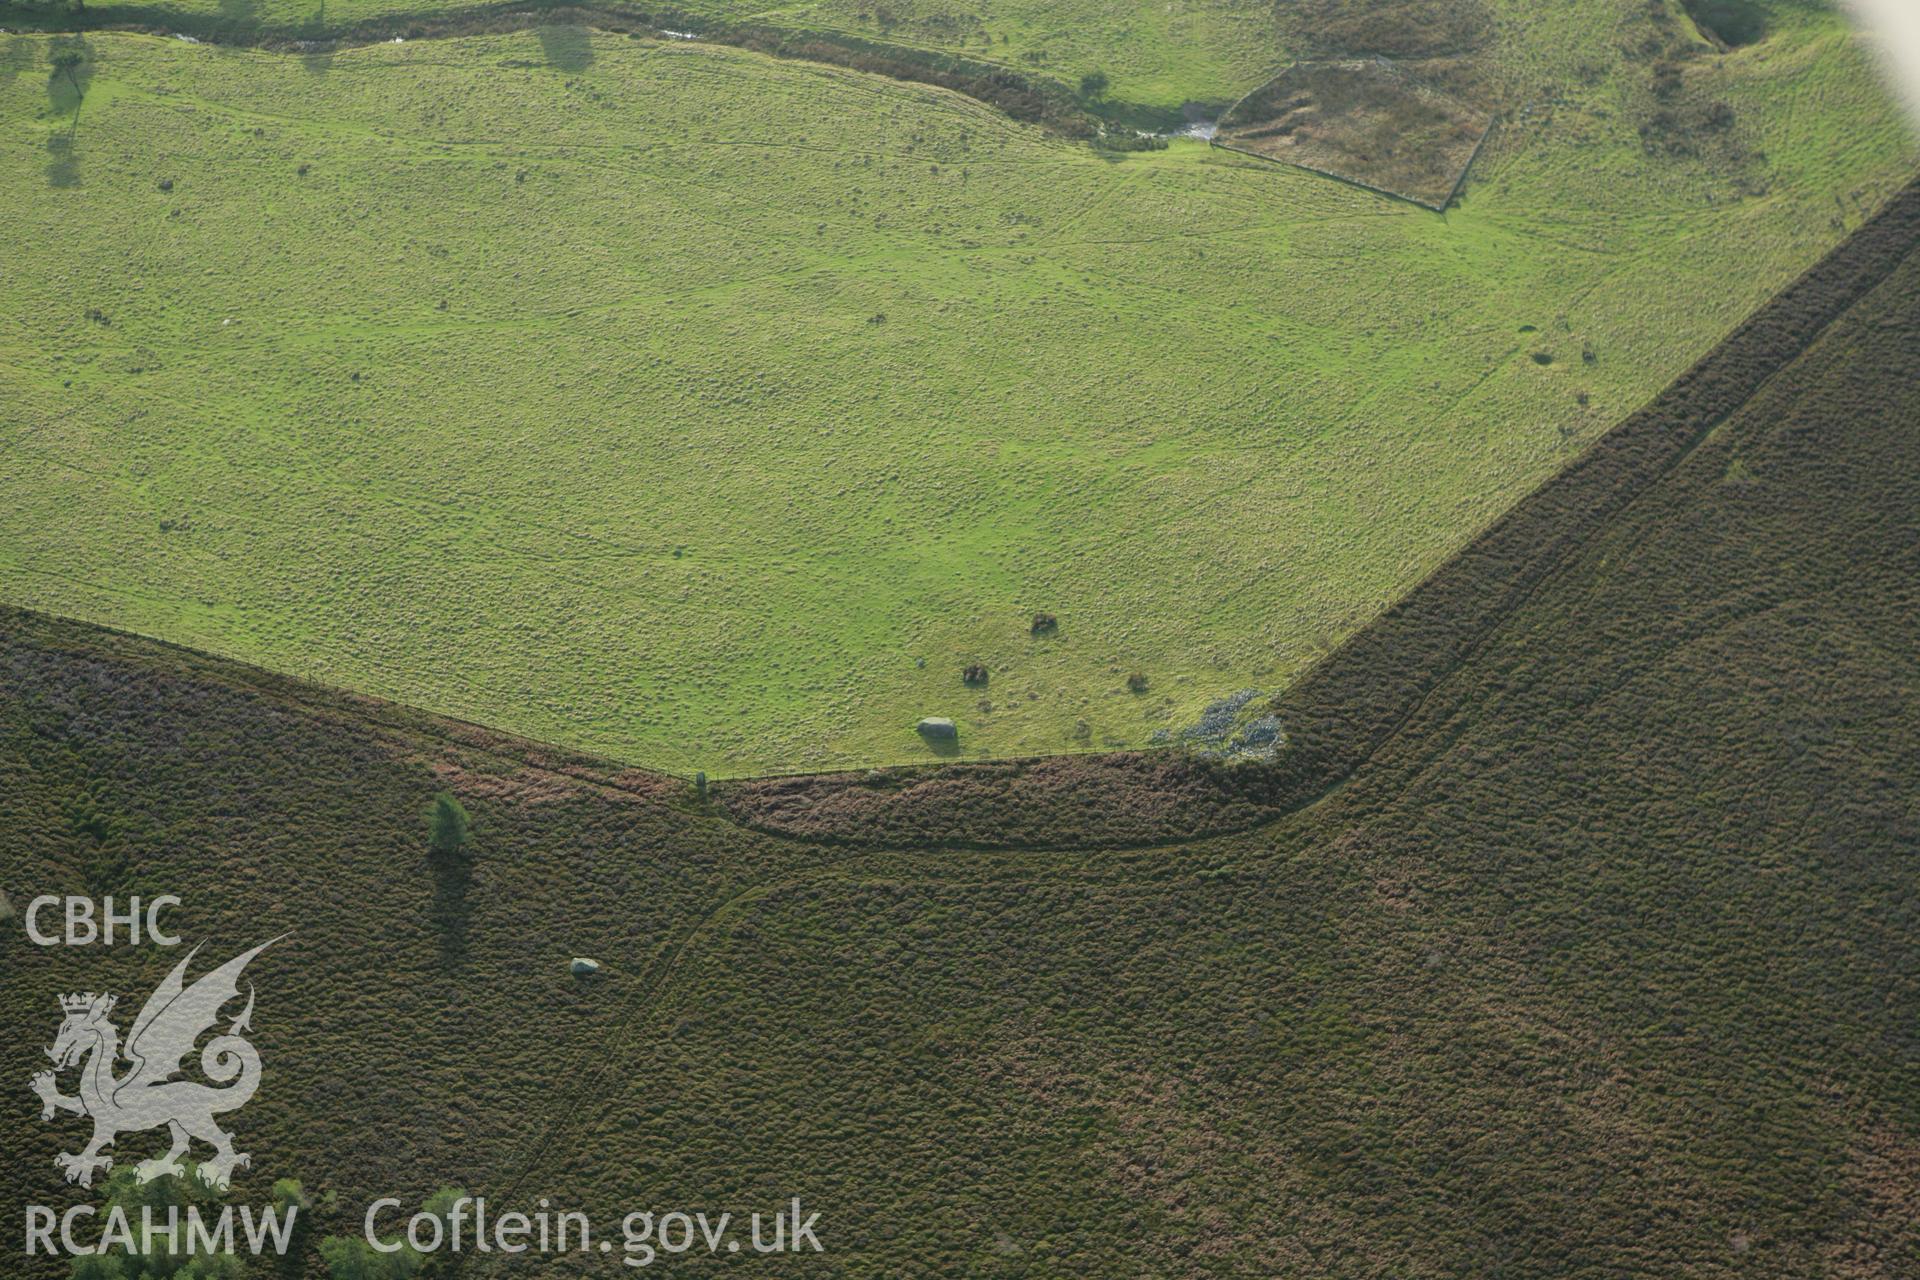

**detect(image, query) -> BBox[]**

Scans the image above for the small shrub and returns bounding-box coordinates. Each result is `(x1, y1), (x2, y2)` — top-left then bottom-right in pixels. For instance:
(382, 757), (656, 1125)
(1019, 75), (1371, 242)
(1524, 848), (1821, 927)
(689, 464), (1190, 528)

(1031, 612), (1058, 636)
(428, 791), (470, 856)
(963, 663), (988, 686)
(1079, 70), (1110, 100)
(272, 1178), (312, 1215)
(1126, 672), (1149, 694)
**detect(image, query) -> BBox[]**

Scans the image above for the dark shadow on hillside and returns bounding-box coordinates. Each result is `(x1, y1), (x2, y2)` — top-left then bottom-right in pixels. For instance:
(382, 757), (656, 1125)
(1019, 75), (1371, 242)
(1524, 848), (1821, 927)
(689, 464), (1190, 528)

(301, 10), (334, 79)
(45, 133), (80, 188)
(1681, 0), (1766, 48)
(218, 0), (261, 30)
(536, 24), (594, 73)
(429, 854), (474, 970)
(303, 0), (332, 56)
(2, 36), (36, 91)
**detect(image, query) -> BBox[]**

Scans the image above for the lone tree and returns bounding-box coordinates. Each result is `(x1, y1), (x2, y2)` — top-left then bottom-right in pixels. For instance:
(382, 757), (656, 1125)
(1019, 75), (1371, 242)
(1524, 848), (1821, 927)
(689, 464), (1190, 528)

(427, 791), (470, 857)
(51, 50), (85, 98)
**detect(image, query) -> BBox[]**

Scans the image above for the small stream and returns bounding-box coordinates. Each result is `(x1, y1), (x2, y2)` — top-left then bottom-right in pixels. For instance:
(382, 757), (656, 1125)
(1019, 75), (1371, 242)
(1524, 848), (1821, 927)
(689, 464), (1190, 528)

(1144, 104), (1220, 142)
(1161, 119), (1218, 141)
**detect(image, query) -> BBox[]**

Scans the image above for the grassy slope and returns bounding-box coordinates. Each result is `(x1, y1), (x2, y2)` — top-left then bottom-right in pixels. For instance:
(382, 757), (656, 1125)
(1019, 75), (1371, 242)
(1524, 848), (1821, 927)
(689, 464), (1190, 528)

(3, 198), (1915, 1276)
(0, 7), (1911, 777)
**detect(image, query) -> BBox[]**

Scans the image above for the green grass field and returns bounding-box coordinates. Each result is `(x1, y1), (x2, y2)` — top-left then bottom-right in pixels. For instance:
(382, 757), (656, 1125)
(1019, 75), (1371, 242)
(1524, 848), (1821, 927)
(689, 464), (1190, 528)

(0, 1), (1912, 775)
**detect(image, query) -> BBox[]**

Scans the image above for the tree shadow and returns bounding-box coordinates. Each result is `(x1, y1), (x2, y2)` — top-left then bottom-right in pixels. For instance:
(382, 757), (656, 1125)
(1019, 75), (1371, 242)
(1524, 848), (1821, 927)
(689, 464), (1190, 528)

(428, 854), (474, 970)
(44, 36), (94, 188)
(2, 37), (36, 92)
(536, 24), (595, 73)
(45, 133), (79, 188)
(301, 0), (333, 73)
(300, 3), (334, 82)
(45, 35), (92, 116)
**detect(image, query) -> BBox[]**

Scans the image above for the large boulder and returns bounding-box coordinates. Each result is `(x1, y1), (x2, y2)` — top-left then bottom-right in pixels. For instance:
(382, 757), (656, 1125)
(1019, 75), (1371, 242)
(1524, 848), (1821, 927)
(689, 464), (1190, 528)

(916, 717), (958, 741)
(569, 957), (602, 977)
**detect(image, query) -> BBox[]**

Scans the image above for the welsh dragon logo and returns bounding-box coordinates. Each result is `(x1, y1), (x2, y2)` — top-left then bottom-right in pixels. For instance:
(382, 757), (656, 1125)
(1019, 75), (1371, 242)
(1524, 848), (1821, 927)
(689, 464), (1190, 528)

(30, 939), (279, 1191)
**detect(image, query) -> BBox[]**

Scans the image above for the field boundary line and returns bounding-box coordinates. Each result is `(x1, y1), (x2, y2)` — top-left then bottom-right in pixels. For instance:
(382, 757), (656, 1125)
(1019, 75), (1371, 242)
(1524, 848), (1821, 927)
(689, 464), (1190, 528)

(1209, 57), (1500, 212)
